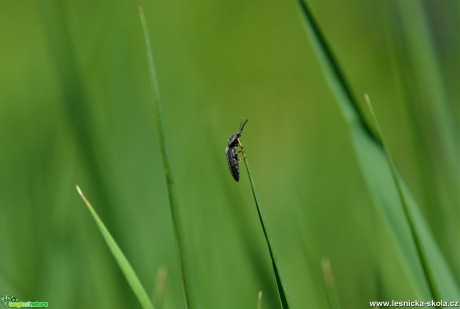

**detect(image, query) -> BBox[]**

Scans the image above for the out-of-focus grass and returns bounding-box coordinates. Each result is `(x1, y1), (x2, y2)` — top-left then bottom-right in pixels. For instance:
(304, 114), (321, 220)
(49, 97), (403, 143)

(139, 7), (194, 308)
(384, 0), (460, 278)
(297, 0), (459, 302)
(0, 0), (458, 308)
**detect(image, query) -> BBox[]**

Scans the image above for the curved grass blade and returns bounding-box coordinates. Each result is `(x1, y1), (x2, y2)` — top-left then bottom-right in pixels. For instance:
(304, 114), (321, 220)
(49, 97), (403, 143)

(139, 7), (194, 309)
(296, 0), (459, 300)
(76, 185), (154, 309)
(241, 154), (291, 309)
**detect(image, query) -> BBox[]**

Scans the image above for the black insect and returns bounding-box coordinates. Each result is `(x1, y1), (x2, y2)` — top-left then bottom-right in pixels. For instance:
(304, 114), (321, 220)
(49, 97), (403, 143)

(225, 119), (248, 182)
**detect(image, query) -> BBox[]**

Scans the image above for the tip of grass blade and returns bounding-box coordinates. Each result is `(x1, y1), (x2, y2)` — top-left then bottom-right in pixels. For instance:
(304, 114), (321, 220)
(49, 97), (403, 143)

(364, 93), (375, 118)
(364, 93), (370, 104)
(321, 257), (341, 309)
(257, 291), (263, 309)
(153, 266), (168, 308)
(76, 185), (92, 209)
(321, 258), (334, 286)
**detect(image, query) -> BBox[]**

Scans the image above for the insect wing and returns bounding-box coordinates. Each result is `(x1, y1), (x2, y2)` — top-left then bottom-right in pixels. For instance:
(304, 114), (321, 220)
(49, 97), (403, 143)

(225, 146), (240, 181)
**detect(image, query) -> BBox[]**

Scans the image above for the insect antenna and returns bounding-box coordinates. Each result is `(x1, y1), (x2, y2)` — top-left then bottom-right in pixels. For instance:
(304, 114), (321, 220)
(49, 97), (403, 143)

(239, 119), (249, 135)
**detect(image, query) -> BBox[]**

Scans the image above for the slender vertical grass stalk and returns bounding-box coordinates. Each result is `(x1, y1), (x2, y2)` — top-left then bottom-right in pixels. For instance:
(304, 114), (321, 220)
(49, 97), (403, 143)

(364, 95), (439, 300)
(40, 2), (116, 225)
(139, 7), (194, 309)
(241, 152), (291, 309)
(76, 185), (154, 309)
(394, 1), (459, 180)
(258, 291), (263, 309)
(321, 257), (341, 309)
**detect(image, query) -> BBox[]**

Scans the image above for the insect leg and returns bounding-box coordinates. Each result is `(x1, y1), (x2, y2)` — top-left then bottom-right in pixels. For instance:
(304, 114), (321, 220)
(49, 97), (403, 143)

(237, 138), (245, 149)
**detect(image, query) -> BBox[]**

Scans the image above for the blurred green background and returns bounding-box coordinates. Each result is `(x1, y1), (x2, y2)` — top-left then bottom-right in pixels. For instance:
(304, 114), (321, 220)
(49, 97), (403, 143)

(0, 0), (458, 308)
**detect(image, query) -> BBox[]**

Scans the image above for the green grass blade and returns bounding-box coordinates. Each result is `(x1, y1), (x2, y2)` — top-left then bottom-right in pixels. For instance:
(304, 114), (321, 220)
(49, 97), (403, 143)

(385, 0), (460, 276)
(76, 186), (154, 309)
(365, 95), (458, 301)
(242, 155), (291, 309)
(139, 8), (194, 309)
(294, 0), (380, 145)
(296, 0), (460, 300)
(364, 96), (439, 298)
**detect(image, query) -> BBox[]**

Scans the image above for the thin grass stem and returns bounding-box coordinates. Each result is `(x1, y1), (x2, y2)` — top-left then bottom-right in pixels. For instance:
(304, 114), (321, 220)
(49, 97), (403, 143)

(139, 7), (194, 309)
(241, 151), (291, 309)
